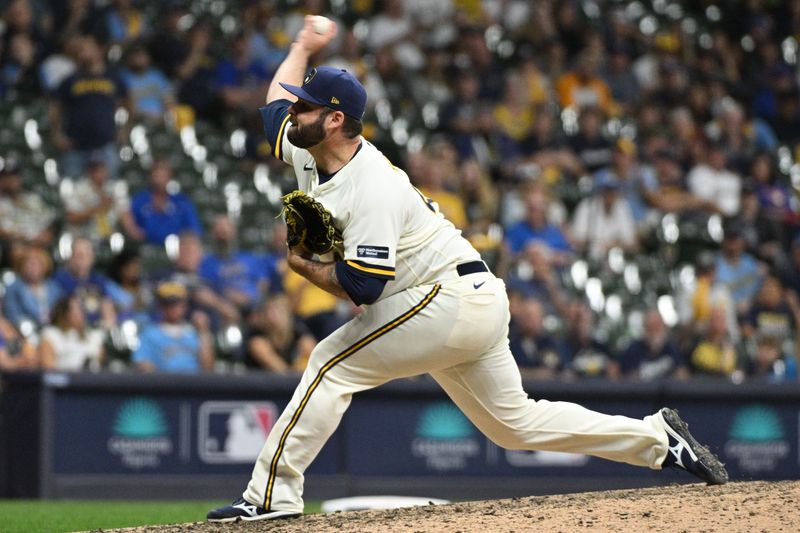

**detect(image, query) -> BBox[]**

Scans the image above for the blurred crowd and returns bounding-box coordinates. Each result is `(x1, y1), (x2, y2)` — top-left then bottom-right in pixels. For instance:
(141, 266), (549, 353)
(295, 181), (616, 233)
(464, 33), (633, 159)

(0, 0), (799, 383)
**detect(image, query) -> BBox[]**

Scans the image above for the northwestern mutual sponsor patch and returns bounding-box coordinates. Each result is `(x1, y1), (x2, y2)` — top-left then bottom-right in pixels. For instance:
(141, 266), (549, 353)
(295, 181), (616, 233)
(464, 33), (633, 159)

(357, 245), (389, 259)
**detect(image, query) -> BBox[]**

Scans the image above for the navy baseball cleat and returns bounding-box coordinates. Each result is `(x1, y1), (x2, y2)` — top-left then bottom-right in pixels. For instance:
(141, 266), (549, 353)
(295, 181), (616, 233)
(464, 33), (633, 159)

(207, 497), (301, 522)
(660, 408), (729, 485)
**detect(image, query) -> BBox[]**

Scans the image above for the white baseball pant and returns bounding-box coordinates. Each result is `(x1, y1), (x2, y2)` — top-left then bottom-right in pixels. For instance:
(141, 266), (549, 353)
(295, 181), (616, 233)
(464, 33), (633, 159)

(244, 271), (670, 512)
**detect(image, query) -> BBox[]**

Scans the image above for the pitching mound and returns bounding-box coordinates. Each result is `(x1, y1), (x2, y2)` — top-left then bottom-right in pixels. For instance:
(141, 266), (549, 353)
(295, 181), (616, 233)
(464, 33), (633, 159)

(103, 480), (798, 532)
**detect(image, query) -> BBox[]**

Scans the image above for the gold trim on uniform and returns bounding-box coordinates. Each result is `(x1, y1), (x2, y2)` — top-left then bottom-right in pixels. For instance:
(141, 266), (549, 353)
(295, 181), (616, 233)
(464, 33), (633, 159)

(274, 114), (291, 159)
(345, 260), (395, 279)
(263, 284), (441, 509)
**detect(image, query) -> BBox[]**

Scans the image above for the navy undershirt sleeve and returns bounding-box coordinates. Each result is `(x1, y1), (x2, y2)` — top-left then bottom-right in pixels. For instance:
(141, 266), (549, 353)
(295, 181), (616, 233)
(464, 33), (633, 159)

(259, 99), (292, 157)
(335, 261), (387, 306)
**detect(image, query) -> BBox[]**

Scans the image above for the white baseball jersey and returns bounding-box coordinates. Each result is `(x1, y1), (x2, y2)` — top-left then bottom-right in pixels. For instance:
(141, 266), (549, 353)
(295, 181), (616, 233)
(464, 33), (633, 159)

(278, 129), (481, 301)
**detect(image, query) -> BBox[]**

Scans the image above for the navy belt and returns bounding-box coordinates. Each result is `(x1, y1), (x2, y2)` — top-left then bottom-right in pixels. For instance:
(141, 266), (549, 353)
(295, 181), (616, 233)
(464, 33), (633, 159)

(456, 261), (488, 277)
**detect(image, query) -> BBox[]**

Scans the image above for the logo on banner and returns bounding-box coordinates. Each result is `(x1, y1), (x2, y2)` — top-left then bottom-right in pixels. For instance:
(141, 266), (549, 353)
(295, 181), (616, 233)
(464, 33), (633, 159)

(107, 397), (173, 469)
(724, 405), (789, 474)
(198, 402), (278, 464)
(411, 402), (479, 471)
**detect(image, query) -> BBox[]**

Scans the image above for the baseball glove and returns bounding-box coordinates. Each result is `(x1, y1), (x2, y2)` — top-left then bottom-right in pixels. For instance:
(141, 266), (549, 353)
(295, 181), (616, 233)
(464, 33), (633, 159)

(281, 190), (343, 255)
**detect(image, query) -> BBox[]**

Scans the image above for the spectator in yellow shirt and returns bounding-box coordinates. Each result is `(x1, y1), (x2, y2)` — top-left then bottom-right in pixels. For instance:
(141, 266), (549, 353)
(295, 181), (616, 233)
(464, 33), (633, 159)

(556, 51), (617, 115)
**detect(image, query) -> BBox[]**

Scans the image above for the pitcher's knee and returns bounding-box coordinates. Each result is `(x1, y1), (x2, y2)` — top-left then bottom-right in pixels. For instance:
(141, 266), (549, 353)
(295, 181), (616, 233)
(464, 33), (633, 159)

(485, 427), (530, 450)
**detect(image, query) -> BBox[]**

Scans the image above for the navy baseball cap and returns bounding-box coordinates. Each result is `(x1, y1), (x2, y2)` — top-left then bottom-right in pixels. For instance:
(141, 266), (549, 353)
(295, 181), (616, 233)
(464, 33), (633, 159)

(280, 66), (367, 120)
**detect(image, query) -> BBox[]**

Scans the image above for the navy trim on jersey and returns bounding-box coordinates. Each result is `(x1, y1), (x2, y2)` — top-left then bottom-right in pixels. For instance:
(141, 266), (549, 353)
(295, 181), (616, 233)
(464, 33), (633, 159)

(344, 259), (395, 279)
(259, 99), (292, 160)
(335, 261), (387, 305)
(262, 284), (441, 510)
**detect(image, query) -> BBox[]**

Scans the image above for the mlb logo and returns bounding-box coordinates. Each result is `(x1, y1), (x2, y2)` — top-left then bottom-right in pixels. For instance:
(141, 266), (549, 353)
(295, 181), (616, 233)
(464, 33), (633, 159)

(198, 401), (278, 464)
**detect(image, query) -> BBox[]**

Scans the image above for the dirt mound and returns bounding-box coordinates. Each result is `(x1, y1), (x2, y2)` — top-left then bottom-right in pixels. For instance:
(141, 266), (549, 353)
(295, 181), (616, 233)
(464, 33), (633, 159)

(100, 480), (799, 532)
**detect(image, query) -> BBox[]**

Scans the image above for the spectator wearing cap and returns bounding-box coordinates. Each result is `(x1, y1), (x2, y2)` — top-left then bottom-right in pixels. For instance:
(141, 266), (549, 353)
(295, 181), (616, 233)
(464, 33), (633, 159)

(592, 138), (658, 225)
(571, 172), (637, 260)
(715, 218), (764, 316)
(50, 33), (128, 179)
(132, 280), (214, 373)
(62, 154), (130, 244)
(121, 158), (203, 246)
(0, 159), (57, 269)
(686, 141), (742, 217)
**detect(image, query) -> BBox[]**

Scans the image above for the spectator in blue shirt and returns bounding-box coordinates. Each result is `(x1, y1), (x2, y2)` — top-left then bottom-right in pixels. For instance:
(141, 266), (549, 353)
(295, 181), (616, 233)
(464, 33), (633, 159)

(122, 158), (203, 246)
(132, 280), (214, 373)
(592, 139), (658, 225)
(504, 182), (573, 264)
(200, 214), (272, 316)
(119, 41), (173, 122)
(214, 31), (271, 115)
(715, 218), (765, 316)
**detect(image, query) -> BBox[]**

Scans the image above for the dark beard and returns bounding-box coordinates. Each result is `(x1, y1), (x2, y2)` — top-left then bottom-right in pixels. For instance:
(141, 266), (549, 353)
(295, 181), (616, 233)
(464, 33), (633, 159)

(287, 112), (328, 148)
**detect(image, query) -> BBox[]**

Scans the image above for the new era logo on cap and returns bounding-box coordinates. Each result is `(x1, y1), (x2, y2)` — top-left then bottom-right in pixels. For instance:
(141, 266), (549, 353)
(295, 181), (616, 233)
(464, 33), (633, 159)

(280, 66), (367, 120)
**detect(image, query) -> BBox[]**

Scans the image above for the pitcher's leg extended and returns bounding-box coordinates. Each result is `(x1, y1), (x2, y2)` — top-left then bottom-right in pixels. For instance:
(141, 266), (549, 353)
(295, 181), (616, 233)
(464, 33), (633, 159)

(431, 343), (669, 468)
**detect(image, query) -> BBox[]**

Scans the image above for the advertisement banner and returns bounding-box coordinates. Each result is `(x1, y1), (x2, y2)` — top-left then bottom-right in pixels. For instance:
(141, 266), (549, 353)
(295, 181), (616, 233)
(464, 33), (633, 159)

(53, 393), (339, 475)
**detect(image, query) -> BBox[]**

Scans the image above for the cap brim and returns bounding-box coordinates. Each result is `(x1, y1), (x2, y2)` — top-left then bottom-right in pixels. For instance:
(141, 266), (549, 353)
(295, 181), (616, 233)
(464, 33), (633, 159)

(279, 83), (326, 106)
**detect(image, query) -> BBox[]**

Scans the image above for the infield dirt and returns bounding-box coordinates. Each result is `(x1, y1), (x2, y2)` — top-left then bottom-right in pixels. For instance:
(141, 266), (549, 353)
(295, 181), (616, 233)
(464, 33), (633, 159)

(95, 480), (798, 532)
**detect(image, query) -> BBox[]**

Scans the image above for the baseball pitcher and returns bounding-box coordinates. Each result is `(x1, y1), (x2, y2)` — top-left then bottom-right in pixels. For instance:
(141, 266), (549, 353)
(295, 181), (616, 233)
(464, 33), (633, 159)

(208, 16), (727, 523)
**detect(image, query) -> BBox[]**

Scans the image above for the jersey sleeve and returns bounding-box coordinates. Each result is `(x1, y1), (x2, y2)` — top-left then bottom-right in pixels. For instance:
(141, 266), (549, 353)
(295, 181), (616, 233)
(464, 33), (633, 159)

(259, 99), (299, 165)
(340, 182), (402, 280)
